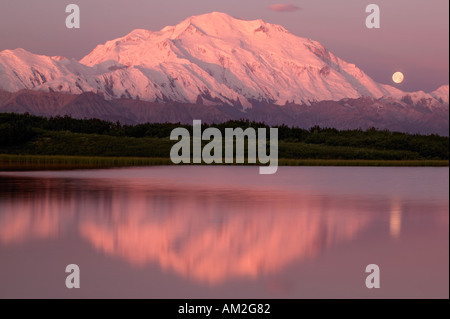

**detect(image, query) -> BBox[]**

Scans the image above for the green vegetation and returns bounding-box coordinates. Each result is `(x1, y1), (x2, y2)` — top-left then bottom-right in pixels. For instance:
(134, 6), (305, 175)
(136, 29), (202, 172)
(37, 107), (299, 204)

(0, 112), (448, 169)
(278, 158), (448, 167)
(0, 154), (172, 170)
(0, 153), (446, 171)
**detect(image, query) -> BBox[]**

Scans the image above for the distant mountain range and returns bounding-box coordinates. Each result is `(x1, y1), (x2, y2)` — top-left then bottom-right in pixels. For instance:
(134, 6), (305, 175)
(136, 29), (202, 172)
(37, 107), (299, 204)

(0, 12), (448, 135)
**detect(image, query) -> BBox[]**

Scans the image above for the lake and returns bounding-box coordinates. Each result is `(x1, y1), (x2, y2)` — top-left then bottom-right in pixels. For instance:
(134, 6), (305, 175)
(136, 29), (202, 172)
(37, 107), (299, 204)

(0, 166), (448, 298)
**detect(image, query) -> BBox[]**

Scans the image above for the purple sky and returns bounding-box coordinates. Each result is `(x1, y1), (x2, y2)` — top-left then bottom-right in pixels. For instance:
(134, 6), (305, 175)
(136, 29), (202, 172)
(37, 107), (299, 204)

(0, 0), (448, 92)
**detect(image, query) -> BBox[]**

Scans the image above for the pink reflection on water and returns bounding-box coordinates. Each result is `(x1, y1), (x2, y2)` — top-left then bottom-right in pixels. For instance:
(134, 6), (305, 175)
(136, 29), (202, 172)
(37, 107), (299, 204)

(78, 192), (371, 284)
(0, 166), (448, 289)
(0, 175), (373, 284)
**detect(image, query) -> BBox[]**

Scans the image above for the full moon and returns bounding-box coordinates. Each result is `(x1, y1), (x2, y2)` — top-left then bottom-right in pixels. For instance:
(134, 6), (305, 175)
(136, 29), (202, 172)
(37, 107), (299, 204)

(392, 71), (404, 84)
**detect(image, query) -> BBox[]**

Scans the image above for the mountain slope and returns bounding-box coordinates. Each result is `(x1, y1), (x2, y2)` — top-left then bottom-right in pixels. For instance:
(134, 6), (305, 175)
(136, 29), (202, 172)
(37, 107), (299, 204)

(0, 89), (447, 136)
(0, 12), (448, 135)
(431, 85), (450, 104)
(78, 12), (397, 106)
(0, 48), (94, 93)
(2, 12), (445, 108)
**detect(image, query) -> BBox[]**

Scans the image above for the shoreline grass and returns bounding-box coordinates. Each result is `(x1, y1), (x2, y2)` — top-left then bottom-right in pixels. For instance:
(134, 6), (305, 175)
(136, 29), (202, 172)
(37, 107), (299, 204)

(0, 154), (173, 170)
(277, 158), (449, 167)
(0, 154), (448, 171)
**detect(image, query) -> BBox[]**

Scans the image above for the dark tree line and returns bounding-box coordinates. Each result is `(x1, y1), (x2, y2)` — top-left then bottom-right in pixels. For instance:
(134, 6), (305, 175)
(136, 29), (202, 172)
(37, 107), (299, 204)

(0, 112), (448, 160)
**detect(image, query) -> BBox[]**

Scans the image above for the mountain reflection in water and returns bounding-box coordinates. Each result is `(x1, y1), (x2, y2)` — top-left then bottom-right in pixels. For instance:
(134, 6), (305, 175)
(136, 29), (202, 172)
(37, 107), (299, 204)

(0, 166), (447, 291)
(0, 174), (374, 284)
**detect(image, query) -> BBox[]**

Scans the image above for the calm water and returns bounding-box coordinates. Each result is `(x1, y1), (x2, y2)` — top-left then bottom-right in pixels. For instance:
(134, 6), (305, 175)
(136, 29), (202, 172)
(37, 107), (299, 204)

(0, 166), (448, 298)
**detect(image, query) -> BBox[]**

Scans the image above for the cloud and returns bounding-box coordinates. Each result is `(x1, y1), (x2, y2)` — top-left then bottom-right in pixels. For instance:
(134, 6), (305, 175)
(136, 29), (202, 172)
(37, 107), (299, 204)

(268, 3), (302, 12)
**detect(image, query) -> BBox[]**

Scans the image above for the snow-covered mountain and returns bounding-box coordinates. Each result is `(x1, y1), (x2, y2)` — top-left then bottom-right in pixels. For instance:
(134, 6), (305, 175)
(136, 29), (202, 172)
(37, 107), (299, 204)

(431, 85), (450, 104)
(1, 12), (447, 108)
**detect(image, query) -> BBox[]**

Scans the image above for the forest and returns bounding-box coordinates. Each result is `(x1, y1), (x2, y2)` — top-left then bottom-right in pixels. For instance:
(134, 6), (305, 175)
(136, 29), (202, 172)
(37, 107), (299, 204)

(0, 112), (448, 162)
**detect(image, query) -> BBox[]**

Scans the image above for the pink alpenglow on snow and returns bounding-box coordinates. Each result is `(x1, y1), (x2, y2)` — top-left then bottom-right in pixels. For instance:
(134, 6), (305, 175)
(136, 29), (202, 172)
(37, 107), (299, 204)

(2, 12), (447, 109)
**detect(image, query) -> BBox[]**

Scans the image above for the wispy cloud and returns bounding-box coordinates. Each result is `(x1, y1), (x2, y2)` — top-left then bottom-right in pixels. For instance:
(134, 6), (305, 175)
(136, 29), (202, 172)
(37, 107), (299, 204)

(268, 3), (302, 12)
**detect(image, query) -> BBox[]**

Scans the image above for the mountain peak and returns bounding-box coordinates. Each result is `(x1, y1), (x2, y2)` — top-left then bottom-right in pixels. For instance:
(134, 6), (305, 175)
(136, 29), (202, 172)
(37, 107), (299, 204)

(186, 11), (276, 28)
(1, 48), (33, 57)
(1, 13), (447, 110)
(431, 84), (449, 104)
(191, 11), (236, 20)
(184, 11), (243, 25)
(159, 11), (291, 40)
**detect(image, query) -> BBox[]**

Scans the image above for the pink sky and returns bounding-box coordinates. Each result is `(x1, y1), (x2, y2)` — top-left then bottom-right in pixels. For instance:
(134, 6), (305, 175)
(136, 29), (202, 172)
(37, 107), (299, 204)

(0, 0), (448, 92)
